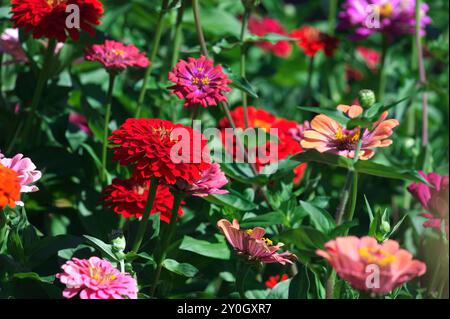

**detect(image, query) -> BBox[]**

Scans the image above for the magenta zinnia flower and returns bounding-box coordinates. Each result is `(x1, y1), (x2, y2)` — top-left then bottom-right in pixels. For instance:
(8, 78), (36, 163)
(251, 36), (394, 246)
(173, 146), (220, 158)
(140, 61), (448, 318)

(168, 56), (232, 108)
(248, 16), (293, 57)
(0, 28), (28, 64)
(217, 219), (297, 265)
(85, 40), (150, 71)
(175, 163), (229, 197)
(339, 0), (432, 40)
(408, 172), (449, 234)
(0, 151), (41, 206)
(56, 257), (138, 299)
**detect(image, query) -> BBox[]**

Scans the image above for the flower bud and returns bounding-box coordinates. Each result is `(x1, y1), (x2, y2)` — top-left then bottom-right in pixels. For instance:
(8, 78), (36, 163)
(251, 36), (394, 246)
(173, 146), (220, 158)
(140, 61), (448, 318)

(358, 89), (376, 108)
(111, 232), (126, 253)
(381, 221), (391, 234)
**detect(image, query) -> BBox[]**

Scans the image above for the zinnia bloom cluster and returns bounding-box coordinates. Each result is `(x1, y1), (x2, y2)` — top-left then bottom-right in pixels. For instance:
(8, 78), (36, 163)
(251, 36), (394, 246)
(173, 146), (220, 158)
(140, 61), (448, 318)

(217, 219), (297, 265)
(265, 274), (289, 289)
(169, 56), (232, 108)
(219, 106), (308, 184)
(11, 0), (104, 42)
(85, 40), (150, 71)
(338, 0), (432, 40)
(408, 172), (449, 235)
(247, 16), (292, 57)
(56, 257), (138, 299)
(109, 118), (212, 185)
(102, 178), (184, 223)
(0, 28), (28, 64)
(301, 104), (399, 160)
(317, 236), (426, 294)
(0, 164), (21, 210)
(0, 151), (42, 206)
(291, 25), (338, 57)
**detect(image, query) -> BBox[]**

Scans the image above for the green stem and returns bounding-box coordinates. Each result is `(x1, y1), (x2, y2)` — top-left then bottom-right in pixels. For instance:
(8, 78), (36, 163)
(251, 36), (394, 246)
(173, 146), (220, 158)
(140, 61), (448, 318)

(304, 56), (315, 105)
(135, 0), (170, 118)
(192, 0), (209, 57)
(150, 190), (184, 297)
(378, 37), (388, 102)
(21, 39), (57, 146)
(236, 261), (251, 299)
(0, 209), (7, 248)
(240, 8), (251, 128)
(131, 176), (159, 253)
(101, 73), (117, 184)
(171, 0), (186, 67)
(327, 0), (338, 35)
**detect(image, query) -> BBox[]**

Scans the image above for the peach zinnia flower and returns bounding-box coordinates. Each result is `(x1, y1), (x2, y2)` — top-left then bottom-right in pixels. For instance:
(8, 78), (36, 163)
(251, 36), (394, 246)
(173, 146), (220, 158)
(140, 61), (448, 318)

(317, 236), (426, 294)
(0, 164), (21, 210)
(217, 219), (297, 265)
(301, 104), (399, 160)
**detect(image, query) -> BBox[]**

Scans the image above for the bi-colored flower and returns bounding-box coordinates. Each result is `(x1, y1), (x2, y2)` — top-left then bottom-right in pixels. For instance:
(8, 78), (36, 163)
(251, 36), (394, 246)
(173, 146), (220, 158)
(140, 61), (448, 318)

(317, 236), (426, 294)
(102, 178), (183, 223)
(219, 106), (307, 184)
(291, 26), (338, 57)
(85, 40), (150, 71)
(109, 118), (211, 185)
(300, 104), (399, 160)
(248, 16), (292, 57)
(265, 274), (289, 289)
(0, 164), (21, 210)
(11, 0), (104, 42)
(169, 56), (232, 108)
(0, 151), (42, 206)
(408, 172), (449, 234)
(217, 219), (297, 265)
(175, 163), (228, 197)
(56, 257), (138, 299)
(0, 28), (28, 64)
(338, 0), (432, 40)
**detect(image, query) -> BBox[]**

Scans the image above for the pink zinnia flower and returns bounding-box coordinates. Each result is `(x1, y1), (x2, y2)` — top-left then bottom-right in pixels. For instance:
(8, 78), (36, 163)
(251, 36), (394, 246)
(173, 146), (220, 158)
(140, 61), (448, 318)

(168, 56), (232, 108)
(0, 28), (28, 64)
(0, 151), (41, 206)
(301, 104), (399, 160)
(69, 112), (92, 135)
(357, 46), (381, 71)
(56, 257), (138, 299)
(217, 219), (297, 265)
(248, 16), (292, 58)
(176, 163), (228, 197)
(317, 236), (426, 294)
(85, 40), (150, 71)
(408, 172), (449, 234)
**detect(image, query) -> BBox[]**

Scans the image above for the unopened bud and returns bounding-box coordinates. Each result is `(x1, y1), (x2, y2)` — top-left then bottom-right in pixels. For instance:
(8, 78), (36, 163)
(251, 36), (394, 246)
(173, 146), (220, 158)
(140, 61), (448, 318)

(381, 221), (391, 234)
(359, 89), (376, 108)
(111, 232), (126, 253)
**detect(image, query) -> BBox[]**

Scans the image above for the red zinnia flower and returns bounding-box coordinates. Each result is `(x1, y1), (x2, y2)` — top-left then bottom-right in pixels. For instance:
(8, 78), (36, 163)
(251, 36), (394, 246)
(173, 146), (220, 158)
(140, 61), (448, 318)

(85, 40), (150, 71)
(102, 178), (183, 223)
(109, 118), (211, 185)
(248, 16), (292, 58)
(0, 164), (21, 210)
(169, 56), (232, 108)
(291, 26), (338, 57)
(11, 0), (104, 42)
(265, 274), (289, 289)
(219, 107), (307, 184)
(356, 46), (381, 71)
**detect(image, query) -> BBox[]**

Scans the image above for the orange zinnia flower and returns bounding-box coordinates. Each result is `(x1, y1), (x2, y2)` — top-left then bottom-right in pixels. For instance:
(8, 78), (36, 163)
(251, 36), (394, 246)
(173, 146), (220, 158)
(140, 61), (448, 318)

(0, 164), (21, 209)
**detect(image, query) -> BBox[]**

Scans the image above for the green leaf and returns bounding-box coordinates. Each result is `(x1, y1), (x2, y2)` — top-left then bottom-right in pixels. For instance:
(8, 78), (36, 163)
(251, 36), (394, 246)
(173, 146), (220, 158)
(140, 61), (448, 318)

(346, 118), (373, 130)
(162, 259), (199, 278)
(299, 201), (336, 234)
(83, 235), (118, 262)
(205, 189), (257, 211)
(13, 272), (55, 284)
(179, 235), (230, 260)
(267, 278), (291, 299)
(298, 106), (349, 126)
(240, 211), (285, 228)
(247, 33), (296, 43)
(228, 76), (259, 99)
(292, 150), (352, 168)
(277, 227), (328, 253)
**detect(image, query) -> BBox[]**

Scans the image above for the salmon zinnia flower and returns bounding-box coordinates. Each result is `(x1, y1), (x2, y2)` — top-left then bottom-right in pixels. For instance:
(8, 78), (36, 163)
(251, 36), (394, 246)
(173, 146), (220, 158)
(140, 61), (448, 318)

(301, 104), (399, 160)
(248, 16), (292, 58)
(408, 172), (449, 235)
(317, 236), (426, 294)
(85, 40), (150, 71)
(109, 118), (211, 185)
(11, 0), (104, 42)
(169, 56), (232, 108)
(102, 178), (184, 223)
(291, 26), (338, 57)
(56, 257), (138, 299)
(217, 219), (297, 265)
(0, 164), (21, 210)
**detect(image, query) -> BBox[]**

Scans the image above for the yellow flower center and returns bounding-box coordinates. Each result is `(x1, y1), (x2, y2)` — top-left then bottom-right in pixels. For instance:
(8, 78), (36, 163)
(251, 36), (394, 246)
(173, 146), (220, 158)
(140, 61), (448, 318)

(335, 127), (360, 142)
(152, 126), (178, 144)
(358, 246), (397, 267)
(112, 49), (126, 57)
(376, 3), (394, 17)
(246, 229), (273, 246)
(47, 0), (67, 6)
(89, 267), (117, 285)
(252, 119), (272, 131)
(201, 76), (210, 85)
(192, 76), (210, 86)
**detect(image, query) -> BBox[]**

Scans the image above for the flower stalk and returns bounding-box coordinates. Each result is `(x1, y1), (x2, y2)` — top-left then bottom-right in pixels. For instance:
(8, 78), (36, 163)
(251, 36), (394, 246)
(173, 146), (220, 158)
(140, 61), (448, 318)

(240, 7), (251, 128)
(101, 72), (117, 184)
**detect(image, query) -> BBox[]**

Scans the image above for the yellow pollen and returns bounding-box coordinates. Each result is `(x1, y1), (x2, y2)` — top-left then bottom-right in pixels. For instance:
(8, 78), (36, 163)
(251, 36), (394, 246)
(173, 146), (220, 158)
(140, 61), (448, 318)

(335, 127), (360, 141)
(376, 3), (394, 17)
(47, 0), (66, 6)
(245, 229), (273, 246)
(201, 76), (210, 85)
(112, 49), (125, 56)
(197, 67), (204, 72)
(359, 247), (397, 267)
(246, 229), (253, 235)
(89, 267), (117, 284)
(191, 77), (200, 85)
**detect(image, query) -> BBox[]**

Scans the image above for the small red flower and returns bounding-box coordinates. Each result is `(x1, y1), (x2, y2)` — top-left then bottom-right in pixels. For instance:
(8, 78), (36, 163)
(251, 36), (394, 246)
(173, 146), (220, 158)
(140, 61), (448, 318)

(265, 274), (289, 289)
(169, 56), (232, 108)
(248, 16), (292, 58)
(291, 26), (338, 57)
(85, 40), (150, 71)
(11, 0), (104, 42)
(109, 118), (211, 185)
(356, 46), (381, 71)
(102, 178), (183, 223)
(0, 164), (21, 210)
